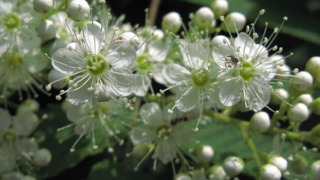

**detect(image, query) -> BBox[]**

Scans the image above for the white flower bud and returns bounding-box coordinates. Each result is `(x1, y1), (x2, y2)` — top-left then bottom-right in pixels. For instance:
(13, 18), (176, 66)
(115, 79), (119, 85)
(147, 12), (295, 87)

(311, 160), (320, 180)
(117, 32), (140, 50)
(288, 103), (309, 123)
(67, 0), (90, 21)
(223, 156), (244, 177)
(193, 7), (214, 30)
(208, 165), (229, 180)
(305, 56), (320, 77)
(211, 0), (228, 17)
(271, 88), (288, 105)
(161, 12), (182, 33)
(221, 12), (246, 33)
(269, 54), (285, 66)
(153, 29), (164, 39)
(270, 155), (288, 171)
(212, 35), (230, 47)
(33, 0), (54, 13)
(250, 111), (270, 133)
(296, 94), (313, 105)
(260, 164), (281, 180)
(37, 20), (56, 42)
(195, 145), (214, 163)
(175, 173), (192, 180)
(32, 148), (52, 167)
(48, 69), (69, 89)
(275, 64), (291, 80)
(291, 71), (313, 92)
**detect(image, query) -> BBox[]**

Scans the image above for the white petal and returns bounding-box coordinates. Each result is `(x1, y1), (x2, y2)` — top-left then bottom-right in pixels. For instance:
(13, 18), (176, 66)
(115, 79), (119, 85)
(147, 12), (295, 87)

(0, 147), (16, 173)
(234, 33), (255, 59)
(162, 63), (190, 84)
(153, 140), (177, 164)
(133, 74), (150, 96)
(176, 87), (198, 112)
(16, 27), (41, 54)
(245, 79), (270, 111)
(148, 40), (169, 62)
(81, 21), (103, 54)
(0, 108), (11, 132)
(15, 138), (39, 157)
(107, 41), (136, 68)
(67, 75), (94, 105)
(107, 69), (134, 96)
(66, 104), (91, 122)
(52, 46), (83, 75)
(219, 75), (242, 106)
(179, 40), (208, 69)
(139, 102), (163, 127)
(13, 111), (38, 136)
(130, 125), (156, 145)
(151, 63), (166, 84)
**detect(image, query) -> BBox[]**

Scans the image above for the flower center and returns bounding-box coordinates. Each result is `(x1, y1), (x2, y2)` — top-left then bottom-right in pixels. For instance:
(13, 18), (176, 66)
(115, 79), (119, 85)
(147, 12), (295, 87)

(191, 68), (209, 87)
(7, 53), (23, 67)
(3, 13), (20, 29)
(136, 55), (151, 72)
(85, 53), (108, 76)
(156, 125), (172, 140)
(2, 130), (17, 145)
(240, 61), (255, 81)
(92, 104), (108, 118)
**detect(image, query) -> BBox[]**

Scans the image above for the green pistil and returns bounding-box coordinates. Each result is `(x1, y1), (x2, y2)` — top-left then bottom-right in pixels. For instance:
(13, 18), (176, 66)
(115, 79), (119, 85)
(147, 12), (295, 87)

(7, 53), (23, 67)
(156, 125), (172, 140)
(240, 61), (255, 81)
(191, 68), (209, 87)
(136, 55), (151, 72)
(2, 130), (17, 145)
(3, 13), (20, 29)
(85, 54), (108, 76)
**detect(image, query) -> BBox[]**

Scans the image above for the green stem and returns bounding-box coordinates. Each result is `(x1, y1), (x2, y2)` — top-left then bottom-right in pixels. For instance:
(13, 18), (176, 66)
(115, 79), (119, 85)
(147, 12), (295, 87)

(240, 126), (262, 166)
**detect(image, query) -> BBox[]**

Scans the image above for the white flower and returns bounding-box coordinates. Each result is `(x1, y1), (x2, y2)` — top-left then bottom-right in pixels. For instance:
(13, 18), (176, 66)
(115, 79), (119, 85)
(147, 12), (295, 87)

(49, 20), (137, 105)
(130, 103), (192, 167)
(0, 0), (41, 56)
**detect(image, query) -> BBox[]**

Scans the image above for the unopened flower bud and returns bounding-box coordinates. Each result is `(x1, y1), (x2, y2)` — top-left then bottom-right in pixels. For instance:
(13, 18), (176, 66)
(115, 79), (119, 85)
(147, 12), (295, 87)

(208, 165), (229, 180)
(32, 148), (52, 167)
(288, 103), (309, 123)
(275, 64), (291, 80)
(260, 164), (281, 180)
(223, 156), (244, 177)
(271, 88), (288, 105)
(311, 160), (320, 180)
(270, 155), (287, 171)
(221, 12), (246, 33)
(211, 0), (229, 17)
(305, 56), (320, 77)
(250, 111), (270, 133)
(17, 99), (40, 113)
(195, 145), (214, 163)
(295, 94), (313, 105)
(37, 20), (56, 42)
(211, 35), (230, 47)
(161, 12), (182, 34)
(291, 71), (313, 92)
(310, 97), (320, 115)
(291, 154), (308, 174)
(174, 173), (191, 180)
(193, 7), (215, 30)
(67, 0), (90, 21)
(48, 69), (69, 89)
(33, 0), (54, 13)
(117, 32), (140, 50)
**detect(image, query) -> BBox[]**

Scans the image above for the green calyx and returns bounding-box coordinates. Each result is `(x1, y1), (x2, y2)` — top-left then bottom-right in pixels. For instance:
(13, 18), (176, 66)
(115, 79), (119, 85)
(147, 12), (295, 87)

(2, 130), (17, 145)
(7, 53), (23, 67)
(85, 53), (108, 76)
(136, 55), (151, 72)
(240, 61), (255, 81)
(3, 13), (20, 29)
(191, 68), (209, 87)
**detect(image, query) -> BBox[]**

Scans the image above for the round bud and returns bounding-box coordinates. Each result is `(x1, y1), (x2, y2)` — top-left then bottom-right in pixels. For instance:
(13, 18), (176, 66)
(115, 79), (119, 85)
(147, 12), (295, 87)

(117, 32), (140, 50)
(260, 164), (281, 180)
(296, 94), (313, 105)
(316, 70), (320, 88)
(270, 155), (288, 171)
(211, 0), (229, 17)
(67, 0), (90, 21)
(223, 156), (244, 177)
(288, 103), (309, 123)
(250, 111), (270, 133)
(221, 12), (246, 33)
(270, 54), (286, 66)
(48, 69), (69, 89)
(33, 0), (54, 13)
(310, 97), (320, 115)
(161, 12), (182, 34)
(275, 64), (291, 80)
(291, 71), (313, 92)
(291, 154), (308, 174)
(311, 160), (320, 180)
(305, 56), (320, 77)
(174, 173), (191, 180)
(37, 20), (56, 42)
(17, 99), (40, 113)
(193, 7), (214, 30)
(271, 88), (288, 105)
(153, 29), (164, 39)
(211, 35), (230, 47)
(208, 165), (229, 180)
(195, 145), (214, 163)
(32, 148), (52, 167)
